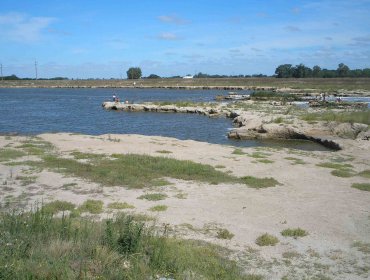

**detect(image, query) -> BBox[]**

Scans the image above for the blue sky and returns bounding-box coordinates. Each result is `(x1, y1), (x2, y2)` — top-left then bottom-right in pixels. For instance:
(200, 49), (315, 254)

(1, 0), (369, 78)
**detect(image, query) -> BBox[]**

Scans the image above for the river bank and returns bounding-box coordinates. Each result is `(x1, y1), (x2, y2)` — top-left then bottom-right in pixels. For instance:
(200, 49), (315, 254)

(1, 132), (369, 279)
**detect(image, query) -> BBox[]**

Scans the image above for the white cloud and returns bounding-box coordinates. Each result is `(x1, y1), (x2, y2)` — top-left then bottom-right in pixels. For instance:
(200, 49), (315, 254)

(0, 12), (55, 43)
(158, 15), (188, 25)
(157, 32), (181, 41)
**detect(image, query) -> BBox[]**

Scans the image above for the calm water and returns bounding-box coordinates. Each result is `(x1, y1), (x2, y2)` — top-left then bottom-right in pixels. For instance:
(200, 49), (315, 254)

(0, 88), (328, 150)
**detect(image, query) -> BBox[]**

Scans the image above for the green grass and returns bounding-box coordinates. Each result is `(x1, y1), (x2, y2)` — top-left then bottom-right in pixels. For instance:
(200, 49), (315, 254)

(232, 148), (246, 155)
(285, 157), (306, 165)
(241, 176), (280, 189)
(151, 178), (172, 186)
(255, 233), (279, 246)
(138, 193), (168, 201)
(272, 116), (284, 123)
(0, 148), (26, 162)
(16, 138), (54, 155)
(250, 91), (301, 102)
(257, 159), (274, 164)
(28, 153), (241, 189)
(352, 241), (370, 254)
(15, 175), (37, 186)
(78, 199), (104, 214)
(156, 150), (172, 154)
(281, 228), (308, 238)
(107, 202), (135, 209)
(301, 110), (370, 125)
(316, 162), (353, 169)
(216, 228), (234, 240)
(149, 205), (168, 212)
(331, 169), (356, 177)
(0, 209), (253, 279)
(248, 152), (271, 159)
(351, 183), (370, 192)
(358, 170), (370, 178)
(42, 200), (76, 214)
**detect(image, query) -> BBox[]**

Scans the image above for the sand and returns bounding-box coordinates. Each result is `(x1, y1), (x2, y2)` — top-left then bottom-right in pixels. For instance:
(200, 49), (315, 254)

(1, 133), (369, 279)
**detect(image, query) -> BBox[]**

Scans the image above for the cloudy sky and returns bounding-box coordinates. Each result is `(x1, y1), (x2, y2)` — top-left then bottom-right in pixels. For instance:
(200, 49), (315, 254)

(1, 0), (369, 78)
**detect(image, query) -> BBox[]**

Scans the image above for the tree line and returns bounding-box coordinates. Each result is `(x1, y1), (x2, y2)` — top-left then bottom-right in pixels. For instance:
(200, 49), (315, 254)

(274, 63), (370, 78)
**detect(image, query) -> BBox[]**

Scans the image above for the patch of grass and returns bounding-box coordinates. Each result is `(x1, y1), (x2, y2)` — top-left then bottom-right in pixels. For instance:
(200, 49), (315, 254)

(174, 192), (188, 199)
(138, 193), (168, 201)
(285, 157), (306, 165)
(331, 169), (356, 177)
(255, 233), (279, 246)
(42, 200), (76, 215)
(61, 182), (78, 189)
(317, 162), (353, 169)
(257, 159), (274, 164)
(215, 165), (226, 169)
(16, 138), (54, 155)
(0, 148), (26, 162)
(358, 169), (370, 178)
(151, 178), (172, 187)
(248, 152), (270, 159)
(216, 228), (234, 240)
(108, 202), (135, 209)
(156, 150), (172, 154)
(272, 117), (284, 123)
(0, 209), (250, 279)
(15, 175), (37, 186)
(282, 251), (301, 259)
(352, 241), (370, 254)
(78, 199), (104, 214)
(301, 110), (370, 125)
(149, 205), (168, 212)
(33, 153), (240, 189)
(281, 228), (308, 238)
(351, 183), (370, 192)
(71, 151), (106, 160)
(250, 91), (301, 102)
(232, 148), (246, 155)
(241, 176), (280, 189)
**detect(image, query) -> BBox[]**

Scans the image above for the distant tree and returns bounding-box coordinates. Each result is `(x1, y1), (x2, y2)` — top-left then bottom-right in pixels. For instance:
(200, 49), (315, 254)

(147, 74), (161, 79)
(126, 67), (142, 79)
(275, 64), (293, 78)
(292, 64), (312, 78)
(4, 74), (20, 80)
(312, 65), (322, 77)
(337, 63), (350, 77)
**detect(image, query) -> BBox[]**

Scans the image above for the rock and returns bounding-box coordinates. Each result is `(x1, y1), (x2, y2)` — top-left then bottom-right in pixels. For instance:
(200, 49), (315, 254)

(329, 122), (368, 139)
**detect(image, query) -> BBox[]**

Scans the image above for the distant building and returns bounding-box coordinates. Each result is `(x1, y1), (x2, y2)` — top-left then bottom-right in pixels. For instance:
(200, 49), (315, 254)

(183, 75), (193, 79)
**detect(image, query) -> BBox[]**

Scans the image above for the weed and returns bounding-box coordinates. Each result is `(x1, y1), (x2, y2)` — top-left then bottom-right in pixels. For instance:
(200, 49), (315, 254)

(138, 193), (168, 201)
(331, 169), (356, 177)
(156, 150), (172, 154)
(257, 159), (274, 164)
(78, 199), (104, 214)
(358, 170), (370, 178)
(281, 228), (308, 238)
(232, 148), (246, 155)
(241, 176), (280, 188)
(108, 202), (135, 209)
(61, 182), (78, 189)
(248, 152), (270, 159)
(174, 192), (188, 199)
(255, 233), (279, 246)
(272, 117), (284, 123)
(216, 228), (234, 240)
(316, 162), (353, 169)
(351, 183), (370, 192)
(215, 165), (226, 168)
(42, 200), (76, 214)
(151, 178), (172, 187)
(0, 148), (26, 162)
(15, 175), (37, 186)
(149, 205), (168, 212)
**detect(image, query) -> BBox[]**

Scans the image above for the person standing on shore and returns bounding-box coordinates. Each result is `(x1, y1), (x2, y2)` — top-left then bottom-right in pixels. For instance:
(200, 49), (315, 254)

(112, 94), (117, 102)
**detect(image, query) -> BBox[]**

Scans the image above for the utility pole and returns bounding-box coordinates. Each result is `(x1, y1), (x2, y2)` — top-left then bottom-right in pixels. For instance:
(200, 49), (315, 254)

(34, 61), (38, 80)
(0, 63), (3, 81)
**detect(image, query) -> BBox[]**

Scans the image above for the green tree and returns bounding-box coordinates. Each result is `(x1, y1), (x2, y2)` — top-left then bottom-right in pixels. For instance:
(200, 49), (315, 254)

(147, 74), (160, 79)
(275, 64), (293, 78)
(312, 65), (322, 77)
(337, 63), (350, 77)
(292, 64), (312, 78)
(126, 67), (142, 79)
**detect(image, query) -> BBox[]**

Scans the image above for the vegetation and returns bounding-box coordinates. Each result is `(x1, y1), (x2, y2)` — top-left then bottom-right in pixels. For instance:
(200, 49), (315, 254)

(281, 228), (308, 238)
(78, 199), (104, 214)
(138, 193), (168, 201)
(301, 111), (370, 125)
(42, 200), (76, 214)
(331, 169), (356, 178)
(126, 67), (142, 79)
(0, 148), (26, 162)
(107, 202), (135, 209)
(216, 228), (235, 240)
(285, 157), (306, 165)
(149, 205), (168, 212)
(250, 91), (301, 102)
(256, 233), (279, 246)
(275, 63), (370, 78)
(351, 183), (370, 192)
(232, 148), (246, 155)
(0, 209), (252, 279)
(358, 170), (370, 178)
(241, 176), (280, 189)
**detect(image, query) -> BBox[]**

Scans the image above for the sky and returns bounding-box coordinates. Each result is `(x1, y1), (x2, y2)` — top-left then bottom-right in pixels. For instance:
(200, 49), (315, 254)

(0, 0), (370, 78)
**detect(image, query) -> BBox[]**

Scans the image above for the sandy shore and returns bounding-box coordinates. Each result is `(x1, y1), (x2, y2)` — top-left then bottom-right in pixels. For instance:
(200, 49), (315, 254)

(1, 133), (369, 279)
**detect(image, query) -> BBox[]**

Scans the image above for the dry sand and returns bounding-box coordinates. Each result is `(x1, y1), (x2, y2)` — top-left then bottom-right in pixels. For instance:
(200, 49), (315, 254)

(1, 133), (369, 279)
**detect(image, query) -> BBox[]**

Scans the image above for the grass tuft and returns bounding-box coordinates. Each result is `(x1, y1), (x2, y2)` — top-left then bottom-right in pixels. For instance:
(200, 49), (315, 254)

(0, 148), (26, 162)
(285, 157), (306, 165)
(216, 228), (234, 240)
(241, 176), (280, 189)
(281, 228), (308, 238)
(351, 183), (370, 192)
(232, 148), (246, 155)
(331, 169), (356, 177)
(108, 202), (135, 209)
(42, 200), (76, 215)
(358, 170), (370, 178)
(138, 193), (168, 201)
(78, 199), (104, 214)
(255, 233), (279, 246)
(149, 205), (168, 212)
